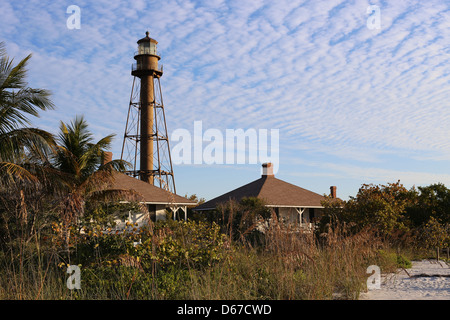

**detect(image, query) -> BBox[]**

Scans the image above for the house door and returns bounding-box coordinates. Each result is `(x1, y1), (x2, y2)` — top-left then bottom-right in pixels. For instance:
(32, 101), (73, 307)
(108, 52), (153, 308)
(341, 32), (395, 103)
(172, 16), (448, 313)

(148, 204), (156, 222)
(309, 208), (315, 223)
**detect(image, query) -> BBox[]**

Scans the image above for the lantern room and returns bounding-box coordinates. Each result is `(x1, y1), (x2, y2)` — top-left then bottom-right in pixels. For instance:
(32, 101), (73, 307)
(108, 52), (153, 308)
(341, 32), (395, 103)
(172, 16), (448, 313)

(132, 31), (162, 77)
(137, 31), (158, 56)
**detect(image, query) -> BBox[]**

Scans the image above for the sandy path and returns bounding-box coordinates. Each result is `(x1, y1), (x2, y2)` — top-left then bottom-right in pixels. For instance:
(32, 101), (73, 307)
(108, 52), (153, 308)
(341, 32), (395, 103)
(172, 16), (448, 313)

(359, 260), (450, 300)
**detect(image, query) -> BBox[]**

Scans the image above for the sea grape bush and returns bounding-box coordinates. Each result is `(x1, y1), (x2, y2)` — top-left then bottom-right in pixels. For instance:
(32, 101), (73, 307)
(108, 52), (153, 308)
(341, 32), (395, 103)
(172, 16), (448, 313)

(136, 219), (227, 270)
(67, 219), (227, 272)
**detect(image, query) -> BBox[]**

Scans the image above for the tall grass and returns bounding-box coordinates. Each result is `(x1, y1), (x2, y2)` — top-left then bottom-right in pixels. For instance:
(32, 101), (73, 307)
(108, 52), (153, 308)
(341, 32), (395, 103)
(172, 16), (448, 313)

(185, 217), (383, 300)
(0, 210), (415, 300)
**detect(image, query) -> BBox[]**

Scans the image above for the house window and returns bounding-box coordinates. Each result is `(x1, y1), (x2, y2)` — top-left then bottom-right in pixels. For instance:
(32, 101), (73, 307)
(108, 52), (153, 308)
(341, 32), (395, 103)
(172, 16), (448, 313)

(309, 208), (315, 222)
(148, 204), (156, 222)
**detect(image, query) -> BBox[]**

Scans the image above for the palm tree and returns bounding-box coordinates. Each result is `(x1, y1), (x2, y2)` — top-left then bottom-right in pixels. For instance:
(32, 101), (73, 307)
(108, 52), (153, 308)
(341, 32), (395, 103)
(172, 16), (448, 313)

(0, 41), (56, 182)
(54, 115), (121, 180)
(0, 42), (57, 257)
(52, 115), (134, 232)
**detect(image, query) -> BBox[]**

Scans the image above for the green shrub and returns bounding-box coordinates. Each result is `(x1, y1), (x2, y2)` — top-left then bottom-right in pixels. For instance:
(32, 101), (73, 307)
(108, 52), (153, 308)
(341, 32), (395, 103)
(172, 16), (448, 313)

(136, 219), (227, 271)
(374, 250), (398, 273)
(68, 219), (227, 271)
(396, 254), (412, 269)
(375, 249), (412, 272)
(155, 267), (191, 299)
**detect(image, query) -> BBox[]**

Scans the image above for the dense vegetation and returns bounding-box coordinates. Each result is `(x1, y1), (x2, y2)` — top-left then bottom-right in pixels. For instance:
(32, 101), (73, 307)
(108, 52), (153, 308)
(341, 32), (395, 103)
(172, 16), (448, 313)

(0, 42), (448, 300)
(318, 181), (450, 259)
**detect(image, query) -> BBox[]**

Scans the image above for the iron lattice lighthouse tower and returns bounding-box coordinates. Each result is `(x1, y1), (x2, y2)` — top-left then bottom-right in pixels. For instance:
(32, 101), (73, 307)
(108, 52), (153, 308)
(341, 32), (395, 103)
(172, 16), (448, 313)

(121, 31), (176, 194)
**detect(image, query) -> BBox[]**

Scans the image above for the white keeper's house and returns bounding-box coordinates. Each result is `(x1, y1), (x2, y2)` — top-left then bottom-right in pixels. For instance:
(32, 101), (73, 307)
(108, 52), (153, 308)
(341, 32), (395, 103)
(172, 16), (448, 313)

(108, 171), (196, 226)
(194, 163), (338, 228)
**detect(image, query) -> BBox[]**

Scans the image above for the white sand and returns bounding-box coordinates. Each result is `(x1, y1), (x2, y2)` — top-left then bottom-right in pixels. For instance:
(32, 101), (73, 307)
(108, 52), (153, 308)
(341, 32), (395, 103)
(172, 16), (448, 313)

(359, 260), (450, 300)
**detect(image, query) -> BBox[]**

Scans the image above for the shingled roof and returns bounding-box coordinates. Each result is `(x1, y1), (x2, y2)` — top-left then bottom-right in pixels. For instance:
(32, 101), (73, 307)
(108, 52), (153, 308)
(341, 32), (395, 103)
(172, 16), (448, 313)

(195, 164), (328, 211)
(108, 172), (196, 206)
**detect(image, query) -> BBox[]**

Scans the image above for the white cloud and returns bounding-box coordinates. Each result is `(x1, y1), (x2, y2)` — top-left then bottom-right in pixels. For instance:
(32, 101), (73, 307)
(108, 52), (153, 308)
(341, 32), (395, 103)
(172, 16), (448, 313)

(0, 0), (449, 198)
(288, 157), (450, 190)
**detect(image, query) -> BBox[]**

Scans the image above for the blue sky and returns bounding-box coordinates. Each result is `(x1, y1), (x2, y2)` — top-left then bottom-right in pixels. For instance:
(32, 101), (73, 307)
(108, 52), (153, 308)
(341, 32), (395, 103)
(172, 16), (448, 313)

(1, 0), (449, 201)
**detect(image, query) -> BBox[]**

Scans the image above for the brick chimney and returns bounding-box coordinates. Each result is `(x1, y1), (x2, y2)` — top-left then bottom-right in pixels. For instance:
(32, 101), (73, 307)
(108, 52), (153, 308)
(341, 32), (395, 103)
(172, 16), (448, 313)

(262, 163), (274, 177)
(330, 186), (337, 198)
(102, 151), (113, 165)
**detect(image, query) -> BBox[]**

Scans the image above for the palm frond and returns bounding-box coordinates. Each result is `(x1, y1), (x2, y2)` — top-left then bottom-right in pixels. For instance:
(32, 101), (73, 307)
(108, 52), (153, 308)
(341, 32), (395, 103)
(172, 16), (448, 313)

(0, 53), (30, 91)
(99, 159), (131, 172)
(53, 144), (82, 178)
(0, 50), (54, 113)
(0, 43), (55, 165)
(0, 127), (56, 163)
(0, 161), (37, 183)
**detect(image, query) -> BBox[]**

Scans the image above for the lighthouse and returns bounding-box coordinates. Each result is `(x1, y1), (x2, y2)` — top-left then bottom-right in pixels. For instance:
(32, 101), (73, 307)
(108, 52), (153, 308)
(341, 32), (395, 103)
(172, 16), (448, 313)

(121, 31), (176, 194)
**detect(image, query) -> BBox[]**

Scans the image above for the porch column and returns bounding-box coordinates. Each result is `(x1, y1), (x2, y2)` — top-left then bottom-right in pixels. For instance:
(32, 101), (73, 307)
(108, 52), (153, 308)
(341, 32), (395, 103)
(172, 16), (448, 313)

(296, 207), (305, 226)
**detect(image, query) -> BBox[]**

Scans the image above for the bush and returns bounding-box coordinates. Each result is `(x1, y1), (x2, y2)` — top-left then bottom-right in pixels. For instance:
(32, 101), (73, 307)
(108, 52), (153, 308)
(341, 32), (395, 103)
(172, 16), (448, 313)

(213, 197), (271, 245)
(396, 254), (412, 269)
(136, 219), (227, 271)
(69, 219), (227, 271)
(54, 219), (228, 299)
(80, 265), (191, 299)
(374, 249), (412, 273)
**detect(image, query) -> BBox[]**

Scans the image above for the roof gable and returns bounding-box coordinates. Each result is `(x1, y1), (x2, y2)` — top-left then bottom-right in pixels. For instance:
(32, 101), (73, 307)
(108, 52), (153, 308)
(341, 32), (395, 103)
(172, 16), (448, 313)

(109, 172), (196, 205)
(195, 175), (327, 210)
(258, 176), (326, 207)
